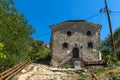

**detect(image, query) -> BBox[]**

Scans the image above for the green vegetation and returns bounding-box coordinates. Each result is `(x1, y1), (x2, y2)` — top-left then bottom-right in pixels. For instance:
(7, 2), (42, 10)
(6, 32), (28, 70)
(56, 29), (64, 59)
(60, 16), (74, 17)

(90, 67), (115, 76)
(98, 28), (120, 62)
(0, 43), (6, 60)
(0, 0), (50, 72)
(29, 39), (51, 60)
(78, 73), (90, 80)
(108, 72), (120, 80)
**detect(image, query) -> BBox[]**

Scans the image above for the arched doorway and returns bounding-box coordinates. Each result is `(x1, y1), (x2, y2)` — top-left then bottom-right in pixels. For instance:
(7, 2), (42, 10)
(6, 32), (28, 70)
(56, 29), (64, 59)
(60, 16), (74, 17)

(72, 48), (79, 58)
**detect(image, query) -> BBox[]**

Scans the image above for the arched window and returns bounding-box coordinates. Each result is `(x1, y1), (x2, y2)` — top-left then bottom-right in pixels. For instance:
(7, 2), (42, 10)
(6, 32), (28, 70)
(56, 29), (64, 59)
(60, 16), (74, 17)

(67, 31), (72, 36)
(63, 43), (68, 48)
(87, 31), (91, 36)
(88, 43), (93, 48)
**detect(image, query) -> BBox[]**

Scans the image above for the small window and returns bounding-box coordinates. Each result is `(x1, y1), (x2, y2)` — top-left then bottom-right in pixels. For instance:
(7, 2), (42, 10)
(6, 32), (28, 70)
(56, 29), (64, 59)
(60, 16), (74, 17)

(87, 31), (91, 36)
(88, 43), (93, 48)
(67, 31), (72, 36)
(63, 43), (68, 48)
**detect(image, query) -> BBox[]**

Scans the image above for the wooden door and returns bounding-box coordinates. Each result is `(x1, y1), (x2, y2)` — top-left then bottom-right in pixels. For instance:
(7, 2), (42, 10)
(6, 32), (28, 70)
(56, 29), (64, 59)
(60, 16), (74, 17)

(72, 48), (79, 58)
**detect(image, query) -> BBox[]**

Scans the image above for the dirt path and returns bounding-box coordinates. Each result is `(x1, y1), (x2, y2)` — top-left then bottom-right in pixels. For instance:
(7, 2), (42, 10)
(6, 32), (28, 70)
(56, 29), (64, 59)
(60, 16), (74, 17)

(14, 63), (79, 80)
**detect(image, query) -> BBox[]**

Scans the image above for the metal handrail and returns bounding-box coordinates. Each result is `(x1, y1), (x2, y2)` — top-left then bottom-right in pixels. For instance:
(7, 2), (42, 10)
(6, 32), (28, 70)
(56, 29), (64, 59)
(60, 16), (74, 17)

(0, 59), (31, 80)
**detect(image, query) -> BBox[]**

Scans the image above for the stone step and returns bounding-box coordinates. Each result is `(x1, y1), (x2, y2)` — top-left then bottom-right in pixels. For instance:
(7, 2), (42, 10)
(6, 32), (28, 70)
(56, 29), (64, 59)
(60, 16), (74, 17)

(51, 68), (86, 72)
(28, 74), (68, 80)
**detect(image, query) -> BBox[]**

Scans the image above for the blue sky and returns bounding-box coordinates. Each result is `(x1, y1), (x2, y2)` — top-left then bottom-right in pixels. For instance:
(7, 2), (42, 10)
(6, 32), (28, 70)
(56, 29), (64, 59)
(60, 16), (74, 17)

(15, 0), (120, 43)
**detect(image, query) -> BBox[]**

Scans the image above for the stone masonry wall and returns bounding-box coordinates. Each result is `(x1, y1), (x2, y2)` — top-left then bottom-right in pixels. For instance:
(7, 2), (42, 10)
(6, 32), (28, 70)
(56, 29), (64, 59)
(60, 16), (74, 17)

(50, 21), (101, 67)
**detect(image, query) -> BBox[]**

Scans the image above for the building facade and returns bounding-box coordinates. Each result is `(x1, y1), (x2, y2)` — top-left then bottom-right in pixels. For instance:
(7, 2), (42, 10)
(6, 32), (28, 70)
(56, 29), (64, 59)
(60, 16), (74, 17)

(50, 20), (102, 68)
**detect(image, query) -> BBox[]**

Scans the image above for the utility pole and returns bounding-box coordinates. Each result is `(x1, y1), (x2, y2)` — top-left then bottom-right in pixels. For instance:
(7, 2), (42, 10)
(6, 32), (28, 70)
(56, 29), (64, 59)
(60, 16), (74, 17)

(104, 0), (116, 54)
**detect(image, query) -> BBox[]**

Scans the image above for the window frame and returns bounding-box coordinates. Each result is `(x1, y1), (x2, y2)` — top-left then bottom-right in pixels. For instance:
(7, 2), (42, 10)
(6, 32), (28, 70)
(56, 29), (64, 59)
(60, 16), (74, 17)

(88, 42), (93, 48)
(86, 31), (91, 36)
(67, 31), (72, 36)
(63, 43), (68, 48)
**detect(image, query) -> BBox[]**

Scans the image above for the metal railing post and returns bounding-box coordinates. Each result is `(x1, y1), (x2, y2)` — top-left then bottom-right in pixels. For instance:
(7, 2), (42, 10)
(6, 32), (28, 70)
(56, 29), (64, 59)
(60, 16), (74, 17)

(0, 74), (2, 80)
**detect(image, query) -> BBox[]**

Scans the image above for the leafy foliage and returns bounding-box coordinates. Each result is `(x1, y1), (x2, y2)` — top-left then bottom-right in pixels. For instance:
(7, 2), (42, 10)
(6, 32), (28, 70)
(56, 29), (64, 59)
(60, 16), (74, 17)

(0, 0), (50, 72)
(108, 72), (119, 80)
(29, 39), (50, 60)
(78, 73), (90, 80)
(0, 43), (6, 60)
(0, 0), (34, 72)
(99, 27), (120, 62)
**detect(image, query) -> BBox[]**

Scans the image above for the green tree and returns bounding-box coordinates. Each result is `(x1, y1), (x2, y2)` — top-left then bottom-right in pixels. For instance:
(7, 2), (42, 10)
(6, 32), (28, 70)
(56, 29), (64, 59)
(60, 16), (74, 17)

(29, 39), (50, 60)
(0, 43), (7, 72)
(0, 0), (34, 72)
(99, 28), (120, 62)
(0, 43), (6, 60)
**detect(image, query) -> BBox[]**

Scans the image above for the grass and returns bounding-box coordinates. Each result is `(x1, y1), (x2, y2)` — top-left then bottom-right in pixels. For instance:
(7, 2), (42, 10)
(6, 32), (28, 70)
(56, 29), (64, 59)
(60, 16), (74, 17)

(89, 66), (116, 76)
(78, 73), (91, 80)
(77, 66), (117, 80)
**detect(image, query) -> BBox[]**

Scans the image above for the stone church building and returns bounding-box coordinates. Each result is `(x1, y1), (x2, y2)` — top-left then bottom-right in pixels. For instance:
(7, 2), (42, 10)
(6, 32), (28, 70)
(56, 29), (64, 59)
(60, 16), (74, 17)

(50, 20), (102, 68)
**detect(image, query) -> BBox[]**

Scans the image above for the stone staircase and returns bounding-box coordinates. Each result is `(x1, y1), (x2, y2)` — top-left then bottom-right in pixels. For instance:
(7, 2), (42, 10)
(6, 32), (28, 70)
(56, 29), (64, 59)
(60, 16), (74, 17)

(15, 63), (78, 80)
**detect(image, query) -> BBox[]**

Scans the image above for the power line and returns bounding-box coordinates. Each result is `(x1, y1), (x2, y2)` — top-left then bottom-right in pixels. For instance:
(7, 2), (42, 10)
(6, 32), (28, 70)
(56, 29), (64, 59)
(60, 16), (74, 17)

(35, 23), (74, 38)
(85, 13), (101, 20)
(111, 11), (120, 14)
(35, 13), (102, 38)
(111, 13), (120, 16)
(35, 32), (51, 38)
